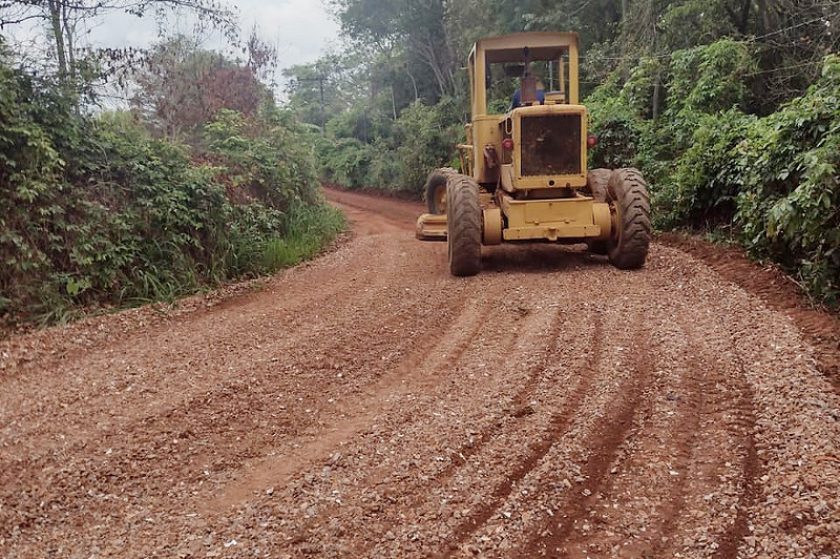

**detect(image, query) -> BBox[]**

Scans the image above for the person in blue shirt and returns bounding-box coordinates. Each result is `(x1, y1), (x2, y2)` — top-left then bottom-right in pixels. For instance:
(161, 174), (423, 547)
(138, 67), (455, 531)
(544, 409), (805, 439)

(511, 80), (546, 108)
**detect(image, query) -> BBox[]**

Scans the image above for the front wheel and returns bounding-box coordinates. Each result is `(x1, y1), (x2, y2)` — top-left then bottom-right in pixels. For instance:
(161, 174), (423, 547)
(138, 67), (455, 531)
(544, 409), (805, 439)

(446, 174), (482, 276)
(606, 168), (651, 270)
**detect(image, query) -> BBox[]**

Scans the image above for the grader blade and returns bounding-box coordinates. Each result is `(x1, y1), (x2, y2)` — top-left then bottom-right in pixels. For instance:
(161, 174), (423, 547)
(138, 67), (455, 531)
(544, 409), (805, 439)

(416, 213), (448, 241)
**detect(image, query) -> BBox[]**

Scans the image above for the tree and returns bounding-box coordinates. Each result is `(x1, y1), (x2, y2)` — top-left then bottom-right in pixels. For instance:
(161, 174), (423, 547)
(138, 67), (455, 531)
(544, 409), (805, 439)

(130, 37), (272, 140)
(0, 0), (236, 83)
(332, 0), (457, 98)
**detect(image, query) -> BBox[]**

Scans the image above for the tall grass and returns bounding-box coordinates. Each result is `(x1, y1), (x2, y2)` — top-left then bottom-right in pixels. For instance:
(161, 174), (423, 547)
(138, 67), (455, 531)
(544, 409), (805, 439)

(260, 203), (346, 272)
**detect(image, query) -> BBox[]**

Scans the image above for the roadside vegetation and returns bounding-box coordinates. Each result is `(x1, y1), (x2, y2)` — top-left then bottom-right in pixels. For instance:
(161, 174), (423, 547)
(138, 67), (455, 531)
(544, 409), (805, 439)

(286, 0), (839, 307)
(0, 10), (344, 325)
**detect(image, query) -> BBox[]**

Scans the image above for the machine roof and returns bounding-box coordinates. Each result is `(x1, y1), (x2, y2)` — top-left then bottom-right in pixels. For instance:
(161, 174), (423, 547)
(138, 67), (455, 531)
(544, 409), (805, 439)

(475, 32), (579, 63)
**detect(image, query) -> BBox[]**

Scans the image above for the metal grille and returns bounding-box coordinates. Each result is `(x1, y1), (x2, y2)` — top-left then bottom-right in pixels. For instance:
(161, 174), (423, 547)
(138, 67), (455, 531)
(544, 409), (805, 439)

(520, 114), (581, 176)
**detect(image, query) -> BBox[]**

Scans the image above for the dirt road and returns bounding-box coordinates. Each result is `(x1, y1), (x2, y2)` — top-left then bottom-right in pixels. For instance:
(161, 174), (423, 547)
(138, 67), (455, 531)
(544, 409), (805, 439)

(1, 188), (838, 559)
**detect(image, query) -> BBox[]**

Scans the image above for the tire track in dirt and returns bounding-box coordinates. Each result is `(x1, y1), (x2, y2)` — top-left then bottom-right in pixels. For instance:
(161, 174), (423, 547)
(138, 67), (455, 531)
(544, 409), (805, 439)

(3, 273), (431, 445)
(287, 300), (541, 556)
(0, 254), (471, 540)
(644, 346), (711, 557)
(712, 334), (762, 559)
(0, 236), (401, 463)
(0, 308), (446, 538)
(570, 269), (764, 559)
(569, 261), (764, 559)
(208, 294), (493, 511)
(353, 302), (602, 559)
(557, 319), (723, 558)
(434, 306), (570, 484)
(439, 311), (607, 557)
(518, 326), (656, 558)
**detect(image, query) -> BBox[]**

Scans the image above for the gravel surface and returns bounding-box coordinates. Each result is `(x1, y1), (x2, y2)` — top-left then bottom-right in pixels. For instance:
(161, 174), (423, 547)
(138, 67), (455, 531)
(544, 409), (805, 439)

(1, 188), (838, 559)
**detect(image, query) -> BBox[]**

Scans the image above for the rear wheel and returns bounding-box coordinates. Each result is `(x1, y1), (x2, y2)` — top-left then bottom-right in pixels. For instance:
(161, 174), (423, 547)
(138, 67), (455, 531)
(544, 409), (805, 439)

(606, 168), (651, 270)
(424, 168), (456, 214)
(586, 168), (613, 255)
(446, 174), (482, 276)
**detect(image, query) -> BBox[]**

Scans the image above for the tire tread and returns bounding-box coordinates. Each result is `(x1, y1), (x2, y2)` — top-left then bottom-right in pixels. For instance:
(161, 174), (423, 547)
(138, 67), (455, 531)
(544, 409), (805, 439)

(607, 168), (651, 270)
(447, 174), (482, 276)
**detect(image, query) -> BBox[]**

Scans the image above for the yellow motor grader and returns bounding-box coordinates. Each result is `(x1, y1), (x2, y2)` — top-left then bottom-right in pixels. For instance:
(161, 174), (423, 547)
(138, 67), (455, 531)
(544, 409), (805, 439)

(416, 32), (651, 276)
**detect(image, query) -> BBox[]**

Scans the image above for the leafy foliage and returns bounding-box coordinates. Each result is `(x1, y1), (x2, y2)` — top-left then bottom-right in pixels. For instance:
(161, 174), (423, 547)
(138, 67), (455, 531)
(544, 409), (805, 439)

(392, 98), (463, 191)
(0, 55), (343, 324)
(131, 37), (273, 141)
(586, 46), (839, 305)
(317, 98), (462, 193)
(657, 109), (756, 228)
(734, 56), (840, 305)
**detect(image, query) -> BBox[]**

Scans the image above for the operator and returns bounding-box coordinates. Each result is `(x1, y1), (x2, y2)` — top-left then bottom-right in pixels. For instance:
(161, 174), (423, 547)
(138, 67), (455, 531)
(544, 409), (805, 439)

(511, 79), (546, 108)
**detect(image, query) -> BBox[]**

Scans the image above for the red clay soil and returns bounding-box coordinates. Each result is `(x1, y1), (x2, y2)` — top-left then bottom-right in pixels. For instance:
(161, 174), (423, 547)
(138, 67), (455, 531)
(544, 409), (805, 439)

(0, 187), (837, 559)
(659, 232), (840, 394)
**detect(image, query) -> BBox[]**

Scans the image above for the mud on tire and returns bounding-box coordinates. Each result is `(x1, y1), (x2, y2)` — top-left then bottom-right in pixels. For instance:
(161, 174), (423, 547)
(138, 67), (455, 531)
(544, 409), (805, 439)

(606, 168), (651, 269)
(424, 167), (457, 214)
(446, 174), (482, 276)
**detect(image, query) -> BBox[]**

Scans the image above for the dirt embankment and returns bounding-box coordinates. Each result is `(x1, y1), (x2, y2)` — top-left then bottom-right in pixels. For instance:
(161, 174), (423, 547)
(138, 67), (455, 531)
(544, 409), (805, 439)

(0, 186), (837, 559)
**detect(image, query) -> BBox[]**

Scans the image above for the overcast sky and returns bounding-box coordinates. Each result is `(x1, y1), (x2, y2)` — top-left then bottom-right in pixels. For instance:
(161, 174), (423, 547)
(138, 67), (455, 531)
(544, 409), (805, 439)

(97, 0), (342, 70)
(2, 0), (340, 83)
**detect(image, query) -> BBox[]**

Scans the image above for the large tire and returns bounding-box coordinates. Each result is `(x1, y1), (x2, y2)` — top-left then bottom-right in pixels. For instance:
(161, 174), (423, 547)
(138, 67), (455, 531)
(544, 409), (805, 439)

(586, 168), (613, 255)
(424, 167), (457, 214)
(606, 168), (651, 270)
(446, 174), (482, 276)
(587, 168), (612, 201)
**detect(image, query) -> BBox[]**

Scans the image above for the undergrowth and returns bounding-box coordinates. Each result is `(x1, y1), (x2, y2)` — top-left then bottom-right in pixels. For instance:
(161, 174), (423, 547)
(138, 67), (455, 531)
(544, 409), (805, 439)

(0, 56), (346, 327)
(259, 203), (345, 272)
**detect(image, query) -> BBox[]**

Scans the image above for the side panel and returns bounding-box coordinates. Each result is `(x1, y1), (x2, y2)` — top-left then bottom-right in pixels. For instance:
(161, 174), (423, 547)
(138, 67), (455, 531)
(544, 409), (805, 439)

(472, 115), (504, 184)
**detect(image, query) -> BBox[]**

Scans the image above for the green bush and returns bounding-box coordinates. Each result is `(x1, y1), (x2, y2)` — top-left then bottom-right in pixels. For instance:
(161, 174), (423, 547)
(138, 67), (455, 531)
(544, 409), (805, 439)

(0, 58), (343, 324)
(586, 76), (643, 169)
(583, 43), (837, 305)
(317, 136), (378, 188)
(667, 39), (755, 117)
(393, 98), (462, 193)
(205, 107), (320, 210)
(734, 55), (840, 305)
(316, 97), (462, 195)
(620, 57), (664, 119)
(656, 109), (756, 228)
(258, 203), (345, 271)
(658, 0), (737, 52)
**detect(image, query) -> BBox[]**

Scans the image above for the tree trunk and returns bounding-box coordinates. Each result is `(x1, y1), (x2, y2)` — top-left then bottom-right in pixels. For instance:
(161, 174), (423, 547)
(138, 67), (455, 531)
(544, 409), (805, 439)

(47, 0), (68, 80)
(757, 0), (771, 35)
(414, 38), (449, 98)
(62, 2), (76, 80)
(404, 67), (419, 102)
(390, 85), (397, 119)
(738, 0), (751, 34)
(652, 71), (661, 119)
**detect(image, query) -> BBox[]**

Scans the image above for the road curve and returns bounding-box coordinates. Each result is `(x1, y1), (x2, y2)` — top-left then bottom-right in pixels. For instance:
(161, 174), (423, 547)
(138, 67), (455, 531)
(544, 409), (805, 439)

(1, 187), (838, 559)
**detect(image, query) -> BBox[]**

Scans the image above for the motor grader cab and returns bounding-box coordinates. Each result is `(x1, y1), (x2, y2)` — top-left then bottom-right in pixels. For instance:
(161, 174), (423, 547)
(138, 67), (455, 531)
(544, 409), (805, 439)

(416, 32), (651, 276)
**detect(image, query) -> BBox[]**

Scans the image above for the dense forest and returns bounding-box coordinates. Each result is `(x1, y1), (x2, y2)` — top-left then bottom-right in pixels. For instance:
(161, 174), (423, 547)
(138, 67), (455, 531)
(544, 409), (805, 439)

(286, 0), (839, 306)
(0, 2), (344, 324)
